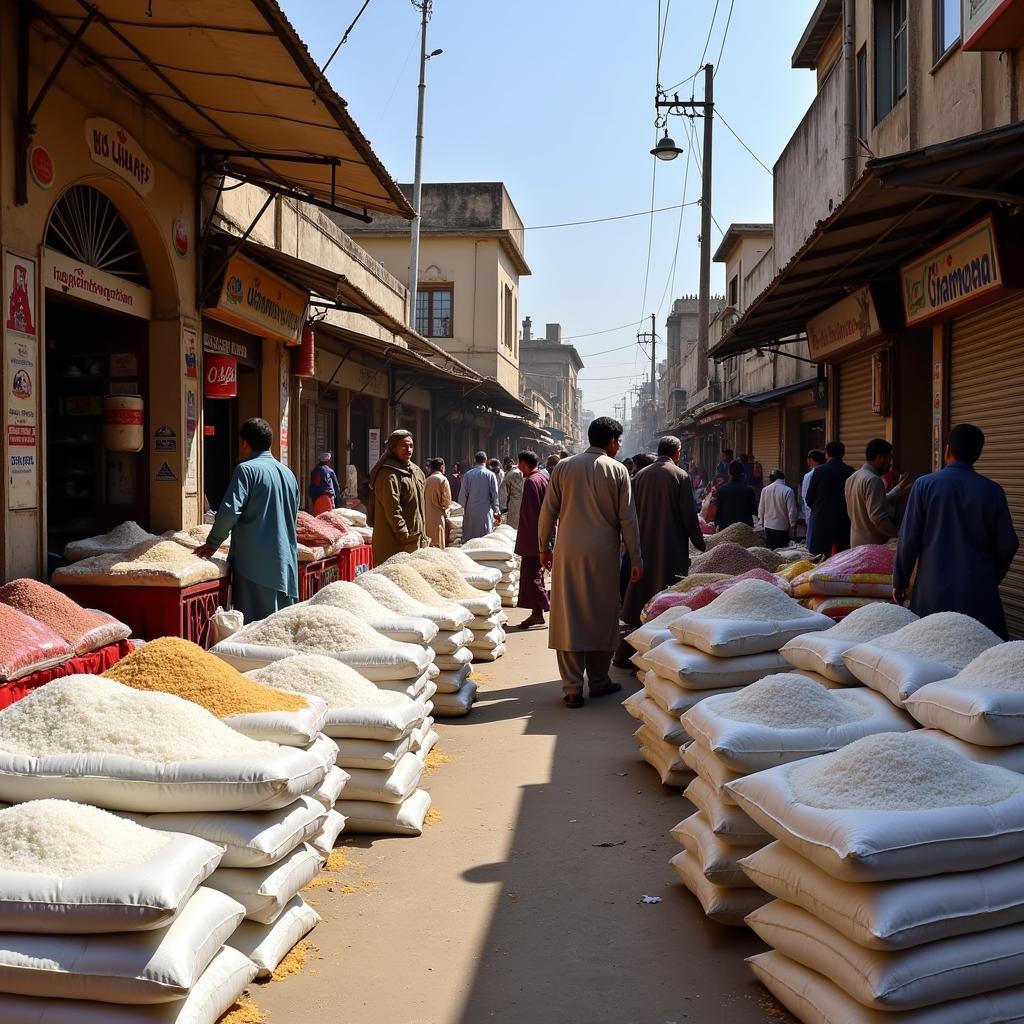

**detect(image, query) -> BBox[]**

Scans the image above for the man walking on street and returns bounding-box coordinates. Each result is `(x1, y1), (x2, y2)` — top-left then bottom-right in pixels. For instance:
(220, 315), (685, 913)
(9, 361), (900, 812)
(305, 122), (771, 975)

(758, 469), (799, 549)
(460, 451), (501, 541)
(618, 436), (704, 664)
(367, 429), (427, 563)
(514, 450), (550, 629)
(894, 423), (1019, 638)
(197, 417), (299, 624)
(805, 440), (856, 556)
(845, 438), (909, 547)
(539, 417), (642, 708)
(423, 457), (452, 549)
(308, 451), (340, 516)
(714, 460), (758, 530)
(501, 455), (524, 529)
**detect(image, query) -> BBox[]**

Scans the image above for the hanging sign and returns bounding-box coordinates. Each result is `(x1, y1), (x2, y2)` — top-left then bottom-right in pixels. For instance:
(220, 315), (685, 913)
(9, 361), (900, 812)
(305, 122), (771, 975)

(211, 253), (307, 345)
(4, 251), (38, 511)
(962, 0), (1024, 51)
(29, 146), (54, 190)
(44, 249), (151, 319)
(368, 428), (381, 467)
(806, 287), (882, 362)
(204, 354), (238, 399)
(85, 118), (155, 195)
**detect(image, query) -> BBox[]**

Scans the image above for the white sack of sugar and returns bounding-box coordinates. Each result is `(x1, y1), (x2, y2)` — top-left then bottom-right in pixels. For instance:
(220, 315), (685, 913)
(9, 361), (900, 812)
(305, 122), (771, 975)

(354, 572), (472, 630)
(206, 843), (322, 925)
(671, 811), (756, 888)
(726, 732), (1024, 882)
(741, 840), (1024, 952)
(342, 751), (425, 805)
(643, 640), (789, 690)
(634, 693), (689, 746)
(915, 728), (1024, 774)
(642, 671), (743, 718)
(682, 674), (916, 772)
(683, 776), (769, 847)
(842, 612), (1002, 706)
(904, 642), (1024, 746)
(673, 579), (833, 657)
(627, 605), (692, 654)
(0, 800), (222, 933)
(669, 849), (769, 928)
(229, 894), (320, 979)
(334, 734), (413, 771)
(781, 603), (919, 684)
(339, 788), (432, 836)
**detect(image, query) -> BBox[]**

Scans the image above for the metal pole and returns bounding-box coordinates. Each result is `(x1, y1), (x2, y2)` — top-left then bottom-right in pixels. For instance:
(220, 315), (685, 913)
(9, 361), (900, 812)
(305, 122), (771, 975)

(407, 0), (431, 325)
(697, 63), (714, 388)
(650, 311), (656, 438)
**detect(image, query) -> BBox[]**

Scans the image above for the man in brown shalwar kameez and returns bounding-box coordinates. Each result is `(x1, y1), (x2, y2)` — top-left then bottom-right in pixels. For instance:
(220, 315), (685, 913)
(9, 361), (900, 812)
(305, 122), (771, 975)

(514, 450), (550, 628)
(539, 417), (643, 708)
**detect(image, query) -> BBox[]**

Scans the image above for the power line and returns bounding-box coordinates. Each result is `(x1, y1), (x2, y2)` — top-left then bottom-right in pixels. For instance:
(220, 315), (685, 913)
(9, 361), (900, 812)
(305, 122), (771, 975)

(522, 200), (699, 231)
(655, 115), (695, 317)
(656, 0), (673, 85)
(716, 107), (774, 176)
(322, 0), (373, 72)
(562, 321), (644, 341)
(713, 0), (736, 75)
(697, 0), (721, 73)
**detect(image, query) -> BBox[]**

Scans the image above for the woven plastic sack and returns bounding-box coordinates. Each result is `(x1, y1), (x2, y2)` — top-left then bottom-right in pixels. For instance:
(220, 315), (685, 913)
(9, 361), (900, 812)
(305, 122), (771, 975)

(229, 894), (320, 979)
(206, 842), (323, 924)
(635, 724), (689, 786)
(296, 511), (345, 548)
(626, 606), (692, 654)
(0, 886), (243, 1003)
(782, 634), (867, 684)
(643, 642), (788, 690)
(675, 605), (834, 658)
(431, 628), (474, 655)
(342, 752), (424, 804)
(642, 671), (742, 717)
(339, 787), (431, 835)
(0, 607), (73, 681)
(748, 899), (1024, 1012)
(683, 776), (769, 847)
(432, 678), (478, 717)
(210, 639), (433, 681)
(790, 544), (896, 598)
(645, 568), (785, 621)
(310, 808), (346, 857)
(842, 643), (962, 706)
(671, 811), (756, 888)
(471, 643), (505, 662)
(434, 664), (471, 695)
(682, 740), (744, 804)
(741, 840), (1024, 951)
(635, 693), (688, 745)
(669, 850), (770, 927)
(905, 665), (1024, 746)
(334, 734), (413, 770)
(804, 595), (881, 621)
(224, 695), (329, 747)
(434, 647), (474, 671)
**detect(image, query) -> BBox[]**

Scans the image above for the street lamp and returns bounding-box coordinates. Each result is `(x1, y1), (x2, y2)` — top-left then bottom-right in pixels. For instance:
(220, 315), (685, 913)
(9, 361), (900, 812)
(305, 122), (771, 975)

(651, 129), (683, 161)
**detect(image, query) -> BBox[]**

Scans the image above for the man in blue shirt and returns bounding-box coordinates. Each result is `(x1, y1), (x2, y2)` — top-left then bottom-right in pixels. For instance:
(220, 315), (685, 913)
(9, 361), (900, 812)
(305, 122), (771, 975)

(197, 417), (300, 623)
(894, 423), (1018, 639)
(308, 451), (341, 516)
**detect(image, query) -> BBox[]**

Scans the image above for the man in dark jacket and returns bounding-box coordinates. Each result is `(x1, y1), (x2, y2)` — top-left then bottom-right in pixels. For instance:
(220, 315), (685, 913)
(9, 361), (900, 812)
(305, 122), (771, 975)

(367, 429), (427, 564)
(894, 423), (1019, 638)
(714, 460), (758, 530)
(805, 440), (856, 556)
(514, 450), (550, 629)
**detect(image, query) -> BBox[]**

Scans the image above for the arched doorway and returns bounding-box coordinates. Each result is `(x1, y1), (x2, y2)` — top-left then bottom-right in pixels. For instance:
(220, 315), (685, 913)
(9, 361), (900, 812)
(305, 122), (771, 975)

(43, 184), (153, 565)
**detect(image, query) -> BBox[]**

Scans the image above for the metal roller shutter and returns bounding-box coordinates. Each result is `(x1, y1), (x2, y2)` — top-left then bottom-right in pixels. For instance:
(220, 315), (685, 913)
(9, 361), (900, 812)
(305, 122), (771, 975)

(837, 351), (884, 463)
(751, 407), (781, 473)
(951, 294), (1024, 638)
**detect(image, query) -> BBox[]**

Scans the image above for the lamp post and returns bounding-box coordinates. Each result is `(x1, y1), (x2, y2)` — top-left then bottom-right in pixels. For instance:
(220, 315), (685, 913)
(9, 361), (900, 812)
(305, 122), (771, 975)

(408, 0), (443, 327)
(651, 64), (714, 389)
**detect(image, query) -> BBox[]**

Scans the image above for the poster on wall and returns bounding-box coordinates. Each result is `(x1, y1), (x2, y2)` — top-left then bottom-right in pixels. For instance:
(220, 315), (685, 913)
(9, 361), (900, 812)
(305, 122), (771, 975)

(184, 384), (198, 497)
(368, 427), (381, 467)
(279, 359), (290, 467)
(4, 251), (38, 511)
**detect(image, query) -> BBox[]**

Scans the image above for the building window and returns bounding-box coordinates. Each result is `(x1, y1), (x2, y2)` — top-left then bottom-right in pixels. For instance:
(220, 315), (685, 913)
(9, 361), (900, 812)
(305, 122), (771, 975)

(934, 0), (960, 60)
(874, 0), (907, 123)
(856, 45), (868, 139)
(415, 286), (452, 338)
(503, 285), (514, 350)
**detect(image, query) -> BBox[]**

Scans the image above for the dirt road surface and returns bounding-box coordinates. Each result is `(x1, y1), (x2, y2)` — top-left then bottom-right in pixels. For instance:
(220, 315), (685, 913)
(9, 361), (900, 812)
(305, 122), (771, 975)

(252, 608), (787, 1024)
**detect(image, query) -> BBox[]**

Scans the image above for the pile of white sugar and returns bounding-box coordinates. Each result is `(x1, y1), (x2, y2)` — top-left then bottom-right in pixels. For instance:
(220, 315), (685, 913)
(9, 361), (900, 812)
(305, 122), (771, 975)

(248, 655), (413, 709)
(354, 573), (450, 619)
(415, 547), (478, 572)
(232, 604), (398, 653)
(717, 673), (869, 727)
(65, 521), (157, 559)
(789, 732), (1019, 810)
(392, 554), (479, 598)
(0, 676), (273, 761)
(943, 641), (1024, 692)
(0, 800), (170, 875)
(873, 612), (1002, 669)
(825, 603), (919, 642)
(310, 581), (400, 620)
(689, 579), (806, 621)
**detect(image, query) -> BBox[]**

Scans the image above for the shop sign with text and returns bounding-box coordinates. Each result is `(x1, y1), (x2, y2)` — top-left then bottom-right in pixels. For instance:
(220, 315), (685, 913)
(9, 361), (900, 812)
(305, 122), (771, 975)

(213, 253), (307, 345)
(4, 252), (38, 510)
(807, 287), (882, 362)
(901, 217), (1004, 326)
(44, 249), (152, 319)
(84, 118), (155, 196)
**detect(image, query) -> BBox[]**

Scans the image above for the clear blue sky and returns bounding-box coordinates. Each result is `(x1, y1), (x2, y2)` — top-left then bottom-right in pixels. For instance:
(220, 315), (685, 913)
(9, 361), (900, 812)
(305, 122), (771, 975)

(281, 0), (819, 416)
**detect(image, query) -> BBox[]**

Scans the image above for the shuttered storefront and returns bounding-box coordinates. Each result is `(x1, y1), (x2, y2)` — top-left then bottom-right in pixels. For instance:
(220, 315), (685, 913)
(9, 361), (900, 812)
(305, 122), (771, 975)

(751, 406), (781, 474)
(950, 293), (1024, 638)
(837, 351), (883, 463)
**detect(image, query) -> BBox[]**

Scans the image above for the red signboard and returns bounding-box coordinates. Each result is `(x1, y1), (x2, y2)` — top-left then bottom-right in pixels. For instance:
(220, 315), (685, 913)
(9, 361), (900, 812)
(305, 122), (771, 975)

(204, 354), (237, 399)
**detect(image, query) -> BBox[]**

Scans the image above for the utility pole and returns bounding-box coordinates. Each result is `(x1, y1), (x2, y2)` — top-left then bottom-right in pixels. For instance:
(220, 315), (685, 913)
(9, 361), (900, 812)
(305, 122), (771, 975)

(697, 64), (713, 389)
(407, 0), (432, 324)
(637, 314), (658, 443)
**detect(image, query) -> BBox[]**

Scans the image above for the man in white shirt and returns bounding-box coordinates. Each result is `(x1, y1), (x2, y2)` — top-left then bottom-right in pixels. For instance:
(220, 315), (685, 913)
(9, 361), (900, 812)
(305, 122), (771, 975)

(758, 468), (799, 550)
(801, 449), (825, 542)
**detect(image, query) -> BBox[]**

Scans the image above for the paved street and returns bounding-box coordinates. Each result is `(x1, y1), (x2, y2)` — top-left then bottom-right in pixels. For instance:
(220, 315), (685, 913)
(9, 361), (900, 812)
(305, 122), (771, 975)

(255, 609), (784, 1024)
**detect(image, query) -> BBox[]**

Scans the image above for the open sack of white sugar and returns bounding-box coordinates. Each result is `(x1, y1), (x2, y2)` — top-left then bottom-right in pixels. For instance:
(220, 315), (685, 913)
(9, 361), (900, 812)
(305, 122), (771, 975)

(726, 732), (1024, 882)
(414, 547), (502, 588)
(672, 813), (755, 888)
(309, 582), (439, 644)
(681, 674), (915, 773)
(642, 671), (743, 717)
(354, 572), (473, 630)
(339, 788), (432, 836)
(684, 777), (769, 847)
(672, 580), (833, 657)
(207, 842), (322, 924)
(229, 895), (320, 979)
(0, 677), (333, 812)
(683, 740), (746, 804)
(0, 886), (243, 1003)
(747, 899), (1024, 1013)
(644, 641), (788, 689)
(247, 655), (425, 741)
(903, 641), (1024, 745)
(343, 752), (424, 804)
(0, 801), (222, 933)
(432, 678), (478, 717)
(749, 949), (1024, 1024)
(842, 611), (1003, 706)
(668, 851), (769, 927)
(742, 840), (1024, 951)
(626, 606), (691, 655)
(780, 603), (919, 684)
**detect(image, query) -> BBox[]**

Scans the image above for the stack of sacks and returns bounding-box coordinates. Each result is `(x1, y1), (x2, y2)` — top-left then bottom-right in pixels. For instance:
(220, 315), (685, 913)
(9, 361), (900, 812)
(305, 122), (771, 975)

(840, 611), (1002, 709)
(51, 538), (227, 588)
(0, 676), (336, 980)
(313, 509), (365, 549)
(295, 511), (348, 563)
(671, 675), (914, 926)
(447, 502), (464, 545)
(461, 531), (521, 608)
(249, 656), (433, 836)
(790, 544), (897, 621)
(780, 602), (920, 687)
(732, 733), (1024, 1020)
(0, 800), (257, 1023)
(643, 568), (788, 624)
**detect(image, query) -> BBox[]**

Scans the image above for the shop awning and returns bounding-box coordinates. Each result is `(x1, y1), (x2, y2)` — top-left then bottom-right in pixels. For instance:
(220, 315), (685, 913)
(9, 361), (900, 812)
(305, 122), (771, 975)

(28, 0), (412, 219)
(711, 121), (1024, 360)
(743, 379), (813, 405)
(693, 379), (814, 426)
(471, 380), (539, 422)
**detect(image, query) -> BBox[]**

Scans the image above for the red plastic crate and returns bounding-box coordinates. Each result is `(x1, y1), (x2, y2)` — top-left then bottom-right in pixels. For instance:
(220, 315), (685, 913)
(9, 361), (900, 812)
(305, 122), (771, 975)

(53, 579), (229, 649)
(338, 543), (374, 581)
(298, 557), (342, 602)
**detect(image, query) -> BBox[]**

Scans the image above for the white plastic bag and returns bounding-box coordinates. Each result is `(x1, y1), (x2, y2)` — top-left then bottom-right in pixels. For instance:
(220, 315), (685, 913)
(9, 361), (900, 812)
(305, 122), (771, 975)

(208, 607), (243, 646)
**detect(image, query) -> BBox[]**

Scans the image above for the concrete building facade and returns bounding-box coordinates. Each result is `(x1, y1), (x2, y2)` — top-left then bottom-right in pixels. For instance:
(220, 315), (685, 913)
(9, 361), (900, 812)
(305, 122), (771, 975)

(519, 319), (584, 451)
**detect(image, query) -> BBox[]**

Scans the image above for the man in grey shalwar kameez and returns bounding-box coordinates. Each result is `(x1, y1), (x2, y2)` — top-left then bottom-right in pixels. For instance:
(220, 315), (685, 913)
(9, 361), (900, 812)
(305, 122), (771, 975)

(460, 451), (501, 541)
(539, 417), (643, 707)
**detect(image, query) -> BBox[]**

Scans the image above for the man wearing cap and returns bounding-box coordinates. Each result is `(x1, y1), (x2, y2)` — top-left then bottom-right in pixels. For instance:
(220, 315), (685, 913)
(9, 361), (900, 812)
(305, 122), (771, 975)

(460, 450), (501, 542)
(308, 451), (341, 516)
(367, 429), (427, 563)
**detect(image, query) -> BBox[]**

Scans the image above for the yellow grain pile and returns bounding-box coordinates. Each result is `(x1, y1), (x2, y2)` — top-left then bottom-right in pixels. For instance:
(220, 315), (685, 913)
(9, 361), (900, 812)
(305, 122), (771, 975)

(219, 1001), (266, 1024)
(272, 941), (315, 981)
(104, 637), (306, 717)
